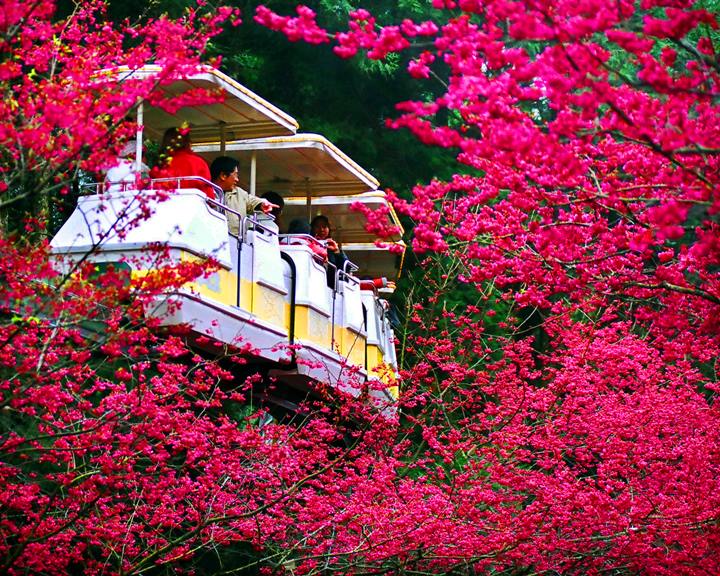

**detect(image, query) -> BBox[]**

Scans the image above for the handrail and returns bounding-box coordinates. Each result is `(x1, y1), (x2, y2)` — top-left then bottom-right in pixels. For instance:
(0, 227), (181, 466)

(279, 233), (360, 293)
(335, 257), (359, 293)
(246, 213), (278, 236)
(80, 176), (224, 201)
(146, 176), (224, 201)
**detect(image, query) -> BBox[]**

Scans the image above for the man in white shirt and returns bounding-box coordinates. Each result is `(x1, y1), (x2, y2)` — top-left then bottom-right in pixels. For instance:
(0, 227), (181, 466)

(210, 156), (277, 235)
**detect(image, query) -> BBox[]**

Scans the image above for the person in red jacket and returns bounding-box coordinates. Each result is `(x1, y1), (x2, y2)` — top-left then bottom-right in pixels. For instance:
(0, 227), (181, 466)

(150, 126), (214, 199)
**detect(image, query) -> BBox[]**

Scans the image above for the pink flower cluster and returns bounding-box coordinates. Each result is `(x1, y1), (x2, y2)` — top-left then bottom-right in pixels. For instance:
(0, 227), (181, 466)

(0, 0), (235, 195)
(254, 5), (328, 44)
(256, 0), (720, 572)
(3, 0), (720, 573)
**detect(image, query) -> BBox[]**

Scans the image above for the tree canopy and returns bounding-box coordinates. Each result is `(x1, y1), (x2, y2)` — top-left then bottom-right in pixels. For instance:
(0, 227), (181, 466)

(2, 0), (720, 574)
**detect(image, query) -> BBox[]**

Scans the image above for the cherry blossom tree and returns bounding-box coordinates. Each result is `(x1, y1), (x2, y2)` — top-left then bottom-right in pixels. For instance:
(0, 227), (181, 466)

(0, 4), (417, 575)
(3, 0), (720, 574)
(254, 0), (720, 573)
(0, 2), (374, 574)
(0, 0), (238, 235)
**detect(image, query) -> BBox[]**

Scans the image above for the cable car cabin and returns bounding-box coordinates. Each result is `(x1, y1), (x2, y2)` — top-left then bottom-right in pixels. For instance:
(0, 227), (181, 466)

(51, 182), (401, 413)
(51, 68), (403, 415)
(193, 134), (405, 398)
(278, 188), (404, 396)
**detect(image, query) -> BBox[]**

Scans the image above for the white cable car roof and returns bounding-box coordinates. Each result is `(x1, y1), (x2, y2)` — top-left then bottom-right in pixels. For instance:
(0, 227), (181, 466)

(341, 243), (406, 282)
(194, 133), (379, 197)
(284, 191), (406, 279)
(112, 65), (298, 142)
(282, 191), (404, 244)
(195, 133), (404, 278)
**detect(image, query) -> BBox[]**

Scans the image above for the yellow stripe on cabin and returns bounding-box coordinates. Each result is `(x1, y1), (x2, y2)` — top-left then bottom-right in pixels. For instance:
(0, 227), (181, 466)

(293, 305), (331, 347)
(337, 326), (367, 368)
(252, 283), (287, 328)
(179, 252), (237, 304)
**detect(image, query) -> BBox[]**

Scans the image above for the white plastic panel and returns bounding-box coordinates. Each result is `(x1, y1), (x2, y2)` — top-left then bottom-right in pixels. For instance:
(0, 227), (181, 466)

(361, 291), (381, 348)
(51, 189), (232, 269)
(280, 245), (332, 317)
(247, 224), (286, 293)
(341, 279), (366, 334)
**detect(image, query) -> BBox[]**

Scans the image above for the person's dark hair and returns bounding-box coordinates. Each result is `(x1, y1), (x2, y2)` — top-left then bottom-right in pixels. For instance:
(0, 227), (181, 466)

(261, 191), (284, 219)
(210, 156), (240, 182)
(287, 218), (311, 235)
(310, 214), (330, 234)
(161, 127), (191, 153)
(262, 191), (284, 208)
(158, 127), (192, 166)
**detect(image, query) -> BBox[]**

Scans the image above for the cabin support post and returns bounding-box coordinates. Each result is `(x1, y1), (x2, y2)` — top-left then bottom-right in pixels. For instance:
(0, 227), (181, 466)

(305, 178), (311, 222)
(250, 152), (257, 197)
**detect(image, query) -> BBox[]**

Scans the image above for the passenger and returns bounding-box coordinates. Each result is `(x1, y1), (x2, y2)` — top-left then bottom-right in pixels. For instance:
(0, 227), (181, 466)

(311, 214), (348, 288)
(261, 191), (284, 228)
(311, 214), (347, 268)
(104, 140), (148, 192)
(360, 277), (397, 291)
(287, 218), (311, 235)
(286, 218), (327, 260)
(210, 156), (277, 236)
(150, 126), (213, 198)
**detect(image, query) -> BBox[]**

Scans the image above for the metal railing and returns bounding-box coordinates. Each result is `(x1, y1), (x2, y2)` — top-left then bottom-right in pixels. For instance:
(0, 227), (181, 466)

(81, 176), (224, 201)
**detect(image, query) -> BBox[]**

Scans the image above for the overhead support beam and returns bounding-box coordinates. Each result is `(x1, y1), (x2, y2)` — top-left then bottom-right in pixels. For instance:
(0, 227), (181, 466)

(250, 151), (257, 197)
